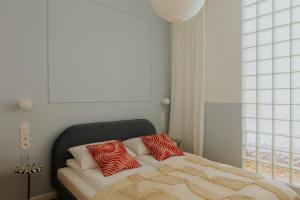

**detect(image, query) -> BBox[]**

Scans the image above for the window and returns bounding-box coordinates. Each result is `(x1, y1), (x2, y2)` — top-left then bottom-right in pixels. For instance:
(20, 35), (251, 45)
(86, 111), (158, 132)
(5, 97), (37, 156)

(242, 0), (300, 186)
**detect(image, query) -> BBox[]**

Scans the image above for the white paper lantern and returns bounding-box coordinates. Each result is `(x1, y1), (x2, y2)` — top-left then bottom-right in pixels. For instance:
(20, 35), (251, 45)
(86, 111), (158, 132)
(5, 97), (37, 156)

(150, 0), (205, 22)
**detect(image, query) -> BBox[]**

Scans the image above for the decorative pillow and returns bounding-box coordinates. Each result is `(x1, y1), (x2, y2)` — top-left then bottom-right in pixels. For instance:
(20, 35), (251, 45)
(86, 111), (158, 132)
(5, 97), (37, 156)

(86, 141), (141, 176)
(123, 137), (150, 155)
(68, 140), (137, 170)
(141, 133), (184, 161)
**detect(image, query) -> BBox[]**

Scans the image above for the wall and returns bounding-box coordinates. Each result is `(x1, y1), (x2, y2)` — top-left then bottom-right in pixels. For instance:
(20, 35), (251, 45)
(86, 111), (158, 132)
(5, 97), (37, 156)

(203, 0), (243, 167)
(0, 0), (170, 199)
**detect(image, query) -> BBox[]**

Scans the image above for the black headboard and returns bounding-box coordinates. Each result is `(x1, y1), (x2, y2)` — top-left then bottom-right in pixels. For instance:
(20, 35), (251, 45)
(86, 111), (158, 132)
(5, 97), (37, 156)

(51, 119), (156, 188)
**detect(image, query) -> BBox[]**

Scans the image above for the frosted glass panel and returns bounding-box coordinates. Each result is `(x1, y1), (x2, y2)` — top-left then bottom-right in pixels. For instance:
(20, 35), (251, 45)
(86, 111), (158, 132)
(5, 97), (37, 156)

(244, 90), (256, 103)
(243, 133), (256, 146)
(274, 0), (290, 11)
(294, 155), (300, 169)
(244, 47), (256, 61)
(258, 75), (272, 89)
(244, 62), (256, 75)
(292, 72), (300, 88)
(243, 0), (300, 185)
(244, 0), (256, 6)
(292, 56), (300, 71)
(258, 149), (272, 163)
(258, 0), (272, 16)
(244, 104), (256, 118)
(292, 39), (300, 55)
(274, 10), (290, 27)
(293, 0), (300, 6)
(274, 89), (290, 104)
(258, 45), (272, 60)
(243, 118), (256, 132)
(293, 89), (300, 104)
(244, 19), (257, 33)
(292, 6), (300, 22)
(244, 146), (256, 159)
(258, 30), (272, 45)
(258, 59), (272, 74)
(293, 170), (300, 187)
(292, 23), (300, 39)
(275, 167), (290, 183)
(274, 57), (290, 73)
(274, 26), (290, 42)
(244, 4), (257, 20)
(258, 163), (272, 177)
(274, 120), (290, 136)
(258, 14), (272, 30)
(258, 104), (272, 118)
(293, 138), (300, 154)
(275, 136), (290, 152)
(244, 33), (256, 48)
(244, 76), (256, 89)
(275, 151), (290, 167)
(259, 134), (272, 149)
(258, 119), (272, 133)
(293, 122), (300, 137)
(274, 105), (290, 120)
(274, 74), (290, 88)
(258, 90), (272, 103)
(274, 41), (290, 57)
(244, 159), (256, 172)
(293, 105), (300, 121)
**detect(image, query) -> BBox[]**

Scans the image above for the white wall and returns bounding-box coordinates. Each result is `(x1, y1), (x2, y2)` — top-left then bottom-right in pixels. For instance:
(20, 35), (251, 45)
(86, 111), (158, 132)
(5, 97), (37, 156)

(203, 0), (243, 167)
(0, 0), (170, 199)
(205, 0), (242, 104)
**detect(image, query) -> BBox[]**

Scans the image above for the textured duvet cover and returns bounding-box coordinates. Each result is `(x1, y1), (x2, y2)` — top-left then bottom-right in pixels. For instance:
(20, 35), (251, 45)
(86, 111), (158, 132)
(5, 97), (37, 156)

(91, 155), (299, 200)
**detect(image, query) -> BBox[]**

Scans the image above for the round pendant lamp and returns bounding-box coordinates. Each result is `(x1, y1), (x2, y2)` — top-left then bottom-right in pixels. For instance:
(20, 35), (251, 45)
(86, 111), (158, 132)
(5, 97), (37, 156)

(150, 0), (206, 22)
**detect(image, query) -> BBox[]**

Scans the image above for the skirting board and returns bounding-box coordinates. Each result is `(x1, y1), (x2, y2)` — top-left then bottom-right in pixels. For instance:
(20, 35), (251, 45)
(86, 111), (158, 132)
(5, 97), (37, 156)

(25, 191), (57, 200)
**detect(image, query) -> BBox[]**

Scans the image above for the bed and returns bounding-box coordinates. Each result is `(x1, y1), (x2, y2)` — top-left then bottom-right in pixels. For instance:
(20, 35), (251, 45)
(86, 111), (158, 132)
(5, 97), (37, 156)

(52, 119), (299, 200)
(52, 119), (157, 199)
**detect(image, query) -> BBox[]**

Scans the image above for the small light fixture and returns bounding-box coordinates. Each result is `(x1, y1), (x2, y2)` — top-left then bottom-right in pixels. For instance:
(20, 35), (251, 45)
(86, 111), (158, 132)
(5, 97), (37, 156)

(161, 98), (171, 106)
(18, 99), (33, 111)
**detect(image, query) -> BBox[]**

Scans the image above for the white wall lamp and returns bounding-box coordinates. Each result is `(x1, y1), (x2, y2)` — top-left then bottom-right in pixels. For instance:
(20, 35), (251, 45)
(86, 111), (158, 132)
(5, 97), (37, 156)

(150, 0), (206, 22)
(18, 99), (33, 111)
(161, 98), (171, 106)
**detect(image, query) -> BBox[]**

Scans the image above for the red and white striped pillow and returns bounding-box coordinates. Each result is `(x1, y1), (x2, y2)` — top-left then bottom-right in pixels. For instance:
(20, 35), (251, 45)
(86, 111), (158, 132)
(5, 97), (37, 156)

(86, 141), (141, 176)
(141, 134), (184, 161)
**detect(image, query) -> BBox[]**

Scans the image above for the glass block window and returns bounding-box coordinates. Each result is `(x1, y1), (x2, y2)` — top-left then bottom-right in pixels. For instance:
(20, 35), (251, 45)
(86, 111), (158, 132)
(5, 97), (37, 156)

(242, 0), (300, 186)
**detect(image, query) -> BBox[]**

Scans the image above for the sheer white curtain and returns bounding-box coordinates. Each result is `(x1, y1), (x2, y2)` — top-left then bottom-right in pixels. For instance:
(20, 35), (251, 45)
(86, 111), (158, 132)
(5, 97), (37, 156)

(169, 10), (206, 155)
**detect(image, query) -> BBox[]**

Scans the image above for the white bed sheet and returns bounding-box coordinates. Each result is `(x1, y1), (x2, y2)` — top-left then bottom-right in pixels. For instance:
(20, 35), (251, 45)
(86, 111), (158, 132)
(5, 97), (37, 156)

(58, 167), (97, 200)
(136, 153), (192, 168)
(66, 159), (155, 190)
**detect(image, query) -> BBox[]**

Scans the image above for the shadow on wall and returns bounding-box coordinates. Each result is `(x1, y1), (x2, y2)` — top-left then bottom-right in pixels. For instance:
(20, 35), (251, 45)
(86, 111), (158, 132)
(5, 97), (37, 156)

(203, 103), (242, 168)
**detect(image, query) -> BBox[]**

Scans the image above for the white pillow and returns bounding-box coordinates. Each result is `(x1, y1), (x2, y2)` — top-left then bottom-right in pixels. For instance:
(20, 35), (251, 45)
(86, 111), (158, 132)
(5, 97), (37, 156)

(123, 137), (149, 156)
(68, 140), (137, 170)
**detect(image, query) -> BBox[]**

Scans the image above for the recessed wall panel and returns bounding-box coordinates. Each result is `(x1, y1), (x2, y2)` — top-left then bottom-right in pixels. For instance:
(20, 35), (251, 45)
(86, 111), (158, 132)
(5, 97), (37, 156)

(48, 0), (152, 102)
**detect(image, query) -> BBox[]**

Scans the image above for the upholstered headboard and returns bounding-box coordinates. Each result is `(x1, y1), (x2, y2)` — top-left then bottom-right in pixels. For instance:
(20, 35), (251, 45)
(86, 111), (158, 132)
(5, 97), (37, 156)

(51, 119), (156, 189)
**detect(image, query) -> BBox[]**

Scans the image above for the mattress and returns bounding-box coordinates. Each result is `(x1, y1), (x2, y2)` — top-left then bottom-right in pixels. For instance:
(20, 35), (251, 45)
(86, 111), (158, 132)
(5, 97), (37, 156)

(58, 167), (97, 200)
(66, 159), (155, 191)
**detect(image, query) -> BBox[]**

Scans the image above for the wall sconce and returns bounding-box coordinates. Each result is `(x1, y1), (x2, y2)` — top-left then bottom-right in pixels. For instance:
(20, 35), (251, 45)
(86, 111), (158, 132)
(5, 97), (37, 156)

(18, 99), (33, 111)
(161, 98), (171, 106)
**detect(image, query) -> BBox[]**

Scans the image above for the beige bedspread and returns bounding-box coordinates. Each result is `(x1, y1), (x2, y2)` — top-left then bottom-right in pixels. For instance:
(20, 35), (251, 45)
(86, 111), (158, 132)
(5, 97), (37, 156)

(91, 155), (300, 200)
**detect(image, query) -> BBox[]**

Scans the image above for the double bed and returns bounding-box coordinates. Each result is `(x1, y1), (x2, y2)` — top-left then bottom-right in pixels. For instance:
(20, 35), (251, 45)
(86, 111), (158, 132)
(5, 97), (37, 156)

(52, 119), (299, 200)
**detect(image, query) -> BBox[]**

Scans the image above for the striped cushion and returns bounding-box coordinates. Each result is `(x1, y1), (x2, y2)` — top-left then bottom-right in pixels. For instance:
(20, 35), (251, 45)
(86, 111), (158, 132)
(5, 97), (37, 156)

(86, 141), (141, 176)
(141, 134), (184, 161)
